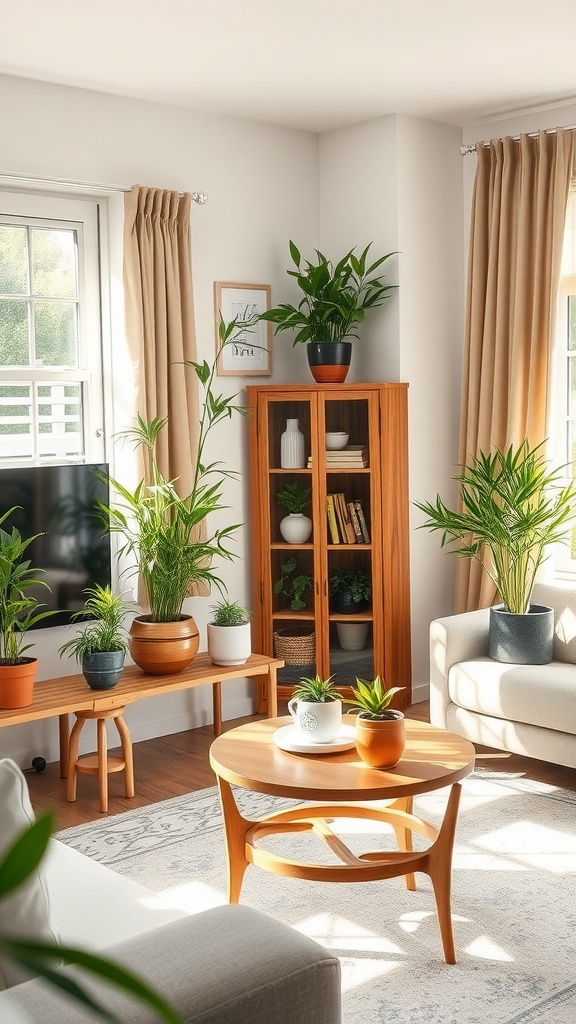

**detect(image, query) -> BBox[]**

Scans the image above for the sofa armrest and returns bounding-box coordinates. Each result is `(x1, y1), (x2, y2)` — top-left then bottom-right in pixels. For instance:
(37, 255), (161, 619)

(1, 905), (341, 1024)
(430, 607), (490, 727)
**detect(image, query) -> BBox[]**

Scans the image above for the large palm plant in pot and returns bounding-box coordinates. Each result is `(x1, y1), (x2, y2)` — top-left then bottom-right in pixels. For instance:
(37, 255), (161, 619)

(414, 440), (576, 664)
(105, 322), (247, 675)
(259, 241), (396, 383)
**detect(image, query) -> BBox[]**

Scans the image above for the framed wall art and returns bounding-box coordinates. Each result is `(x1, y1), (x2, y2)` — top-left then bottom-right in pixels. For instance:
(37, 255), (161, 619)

(214, 281), (272, 376)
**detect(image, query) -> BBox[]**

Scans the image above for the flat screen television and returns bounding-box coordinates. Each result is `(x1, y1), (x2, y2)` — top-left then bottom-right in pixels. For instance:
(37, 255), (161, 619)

(0, 462), (112, 628)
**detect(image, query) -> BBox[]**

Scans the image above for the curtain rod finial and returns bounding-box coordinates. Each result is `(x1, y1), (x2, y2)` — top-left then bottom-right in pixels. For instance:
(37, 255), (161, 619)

(192, 191), (208, 205)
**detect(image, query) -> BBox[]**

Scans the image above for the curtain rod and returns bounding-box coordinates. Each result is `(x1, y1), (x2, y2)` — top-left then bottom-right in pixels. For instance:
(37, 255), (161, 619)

(0, 170), (208, 203)
(460, 124), (576, 155)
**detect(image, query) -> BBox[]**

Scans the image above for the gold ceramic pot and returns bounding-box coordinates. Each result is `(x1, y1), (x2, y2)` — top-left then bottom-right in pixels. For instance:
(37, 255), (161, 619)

(129, 615), (200, 675)
(354, 711), (406, 768)
(0, 657), (37, 709)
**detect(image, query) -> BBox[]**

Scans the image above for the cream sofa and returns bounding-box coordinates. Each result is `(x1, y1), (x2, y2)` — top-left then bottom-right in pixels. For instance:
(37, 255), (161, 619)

(0, 759), (341, 1024)
(429, 582), (576, 769)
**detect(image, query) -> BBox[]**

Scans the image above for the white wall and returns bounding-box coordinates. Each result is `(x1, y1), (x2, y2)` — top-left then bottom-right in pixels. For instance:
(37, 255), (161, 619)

(319, 115), (464, 696)
(0, 74), (320, 767)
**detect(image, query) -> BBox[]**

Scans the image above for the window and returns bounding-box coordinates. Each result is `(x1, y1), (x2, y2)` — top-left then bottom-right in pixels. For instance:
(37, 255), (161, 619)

(0, 192), (104, 465)
(553, 182), (576, 574)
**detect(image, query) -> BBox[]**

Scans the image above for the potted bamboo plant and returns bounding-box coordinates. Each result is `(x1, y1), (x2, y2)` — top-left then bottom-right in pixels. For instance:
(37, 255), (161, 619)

(414, 440), (576, 663)
(345, 676), (406, 768)
(259, 240), (396, 382)
(277, 481), (312, 544)
(0, 509), (54, 709)
(58, 584), (129, 689)
(207, 599), (251, 667)
(105, 320), (247, 675)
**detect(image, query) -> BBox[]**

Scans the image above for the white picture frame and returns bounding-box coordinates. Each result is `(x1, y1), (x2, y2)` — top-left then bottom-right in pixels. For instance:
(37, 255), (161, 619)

(214, 282), (272, 376)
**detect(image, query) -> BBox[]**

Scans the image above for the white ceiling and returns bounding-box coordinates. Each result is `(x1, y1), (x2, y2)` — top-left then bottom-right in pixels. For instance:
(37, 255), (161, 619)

(2, 0), (576, 133)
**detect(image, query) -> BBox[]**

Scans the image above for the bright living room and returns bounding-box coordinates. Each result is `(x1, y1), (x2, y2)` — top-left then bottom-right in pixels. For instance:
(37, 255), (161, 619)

(2, 2), (576, 1023)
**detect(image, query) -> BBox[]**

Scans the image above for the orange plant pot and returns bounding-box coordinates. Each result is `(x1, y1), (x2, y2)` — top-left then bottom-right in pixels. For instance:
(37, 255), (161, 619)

(354, 711), (406, 768)
(129, 615), (200, 675)
(0, 657), (38, 709)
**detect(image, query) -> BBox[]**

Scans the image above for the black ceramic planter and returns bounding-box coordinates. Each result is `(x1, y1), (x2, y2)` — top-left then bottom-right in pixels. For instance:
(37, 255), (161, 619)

(488, 603), (554, 664)
(332, 592), (369, 615)
(81, 650), (126, 690)
(307, 341), (352, 383)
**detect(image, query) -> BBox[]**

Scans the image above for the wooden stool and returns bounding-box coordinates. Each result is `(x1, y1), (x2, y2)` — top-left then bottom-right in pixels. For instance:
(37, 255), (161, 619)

(66, 706), (135, 813)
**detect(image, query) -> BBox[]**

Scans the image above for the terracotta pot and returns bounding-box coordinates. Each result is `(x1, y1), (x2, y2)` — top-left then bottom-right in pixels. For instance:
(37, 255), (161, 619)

(129, 615), (200, 675)
(353, 710), (405, 768)
(307, 341), (352, 383)
(0, 657), (38, 709)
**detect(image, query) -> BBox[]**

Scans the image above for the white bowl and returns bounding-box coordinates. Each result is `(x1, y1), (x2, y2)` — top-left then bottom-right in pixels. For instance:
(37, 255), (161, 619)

(325, 431), (349, 450)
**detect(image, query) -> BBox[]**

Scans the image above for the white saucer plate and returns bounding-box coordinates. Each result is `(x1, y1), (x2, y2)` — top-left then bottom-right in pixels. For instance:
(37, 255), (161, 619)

(273, 723), (356, 755)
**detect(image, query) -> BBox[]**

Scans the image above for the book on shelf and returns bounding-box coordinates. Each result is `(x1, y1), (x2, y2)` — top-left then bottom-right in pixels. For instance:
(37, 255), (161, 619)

(326, 494), (341, 544)
(335, 492), (357, 544)
(353, 499), (370, 543)
(307, 445), (368, 469)
(347, 501), (364, 543)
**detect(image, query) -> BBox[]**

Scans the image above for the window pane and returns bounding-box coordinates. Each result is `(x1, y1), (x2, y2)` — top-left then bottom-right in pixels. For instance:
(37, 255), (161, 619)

(0, 383), (33, 459)
(34, 301), (78, 366)
(0, 225), (28, 294)
(568, 296), (576, 351)
(570, 355), (576, 417)
(31, 228), (77, 298)
(0, 299), (29, 365)
(37, 383), (83, 457)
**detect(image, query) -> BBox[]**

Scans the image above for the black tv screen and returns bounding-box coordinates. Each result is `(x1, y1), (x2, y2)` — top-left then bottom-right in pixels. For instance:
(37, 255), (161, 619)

(0, 463), (111, 628)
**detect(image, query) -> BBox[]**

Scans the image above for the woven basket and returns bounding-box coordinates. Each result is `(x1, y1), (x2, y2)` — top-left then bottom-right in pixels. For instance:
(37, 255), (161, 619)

(273, 627), (315, 665)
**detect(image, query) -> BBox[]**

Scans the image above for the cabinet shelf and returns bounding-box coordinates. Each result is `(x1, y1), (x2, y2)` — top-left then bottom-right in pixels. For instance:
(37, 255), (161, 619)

(247, 383), (412, 705)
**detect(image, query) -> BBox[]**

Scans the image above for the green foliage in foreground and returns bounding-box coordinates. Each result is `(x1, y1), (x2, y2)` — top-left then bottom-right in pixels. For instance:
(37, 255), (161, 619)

(345, 676), (405, 720)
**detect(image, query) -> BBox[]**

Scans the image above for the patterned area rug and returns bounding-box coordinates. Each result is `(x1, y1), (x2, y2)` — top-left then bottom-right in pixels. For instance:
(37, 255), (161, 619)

(57, 773), (576, 1024)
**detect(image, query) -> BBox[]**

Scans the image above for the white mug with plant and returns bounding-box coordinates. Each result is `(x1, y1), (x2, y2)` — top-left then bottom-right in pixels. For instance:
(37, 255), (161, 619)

(288, 674), (343, 742)
(277, 482), (312, 544)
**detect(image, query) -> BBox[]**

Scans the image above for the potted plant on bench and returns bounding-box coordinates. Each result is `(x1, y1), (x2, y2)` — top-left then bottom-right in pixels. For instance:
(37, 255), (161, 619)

(58, 584), (129, 689)
(207, 599), (251, 667)
(0, 508), (54, 709)
(414, 440), (576, 664)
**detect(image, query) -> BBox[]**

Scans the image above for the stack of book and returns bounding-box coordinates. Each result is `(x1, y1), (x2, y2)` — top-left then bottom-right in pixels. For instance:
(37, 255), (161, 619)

(326, 494), (370, 544)
(307, 445), (368, 469)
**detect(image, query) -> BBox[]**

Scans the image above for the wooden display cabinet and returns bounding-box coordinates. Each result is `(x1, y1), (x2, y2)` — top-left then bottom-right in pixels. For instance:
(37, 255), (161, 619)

(246, 383), (412, 709)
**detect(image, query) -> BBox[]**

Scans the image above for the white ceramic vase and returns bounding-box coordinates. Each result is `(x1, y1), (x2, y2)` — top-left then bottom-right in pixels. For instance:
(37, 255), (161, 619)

(280, 418), (305, 468)
(279, 513), (312, 544)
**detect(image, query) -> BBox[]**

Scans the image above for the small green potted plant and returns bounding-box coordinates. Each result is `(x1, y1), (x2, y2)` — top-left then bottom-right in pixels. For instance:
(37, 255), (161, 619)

(277, 482), (312, 544)
(345, 676), (406, 768)
(58, 584), (129, 690)
(414, 440), (576, 663)
(329, 567), (371, 613)
(259, 240), (396, 382)
(0, 508), (54, 709)
(274, 557), (313, 611)
(207, 599), (251, 667)
(288, 674), (343, 743)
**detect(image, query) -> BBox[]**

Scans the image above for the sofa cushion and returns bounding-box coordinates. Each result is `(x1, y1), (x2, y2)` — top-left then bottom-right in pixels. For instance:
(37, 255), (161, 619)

(448, 658), (576, 734)
(532, 583), (576, 664)
(0, 759), (60, 990)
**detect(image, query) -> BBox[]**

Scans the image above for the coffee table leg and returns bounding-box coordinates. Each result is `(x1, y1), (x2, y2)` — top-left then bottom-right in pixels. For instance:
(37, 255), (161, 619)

(426, 783), (462, 965)
(389, 796), (416, 891)
(216, 776), (250, 903)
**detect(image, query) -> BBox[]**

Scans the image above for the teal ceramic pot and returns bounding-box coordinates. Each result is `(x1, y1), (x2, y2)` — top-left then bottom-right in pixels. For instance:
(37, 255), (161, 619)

(81, 650), (126, 690)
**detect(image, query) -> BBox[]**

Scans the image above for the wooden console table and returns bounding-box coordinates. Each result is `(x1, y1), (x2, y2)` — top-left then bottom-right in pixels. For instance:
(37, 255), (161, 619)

(0, 653), (283, 778)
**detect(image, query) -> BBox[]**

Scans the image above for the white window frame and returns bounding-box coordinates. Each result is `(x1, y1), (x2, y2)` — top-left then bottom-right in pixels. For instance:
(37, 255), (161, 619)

(0, 190), (105, 465)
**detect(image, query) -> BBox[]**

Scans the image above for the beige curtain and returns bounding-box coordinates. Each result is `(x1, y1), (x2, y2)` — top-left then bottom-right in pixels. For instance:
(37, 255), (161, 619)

(456, 129), (575, 611)
(123, 185), (200, 495)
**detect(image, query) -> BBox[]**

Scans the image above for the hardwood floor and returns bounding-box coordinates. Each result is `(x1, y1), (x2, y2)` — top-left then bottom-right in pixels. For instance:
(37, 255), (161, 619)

(25, 700), (576, 830)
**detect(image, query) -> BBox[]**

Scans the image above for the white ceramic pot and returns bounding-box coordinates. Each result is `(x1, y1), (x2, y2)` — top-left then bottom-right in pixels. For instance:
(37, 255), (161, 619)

(279, 513), (312, 544)
(207, 622), (251, 666)
(336, 621), (369, 651)
(288, 698), (343, 742)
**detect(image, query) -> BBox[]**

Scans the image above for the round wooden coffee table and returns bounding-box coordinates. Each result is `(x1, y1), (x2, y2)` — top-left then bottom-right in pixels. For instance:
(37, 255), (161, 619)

(209, 717), (475, 963)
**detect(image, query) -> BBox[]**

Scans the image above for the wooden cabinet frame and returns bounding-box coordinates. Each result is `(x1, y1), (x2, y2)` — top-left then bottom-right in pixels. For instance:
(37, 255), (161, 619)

(246, 383), (411, 709)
